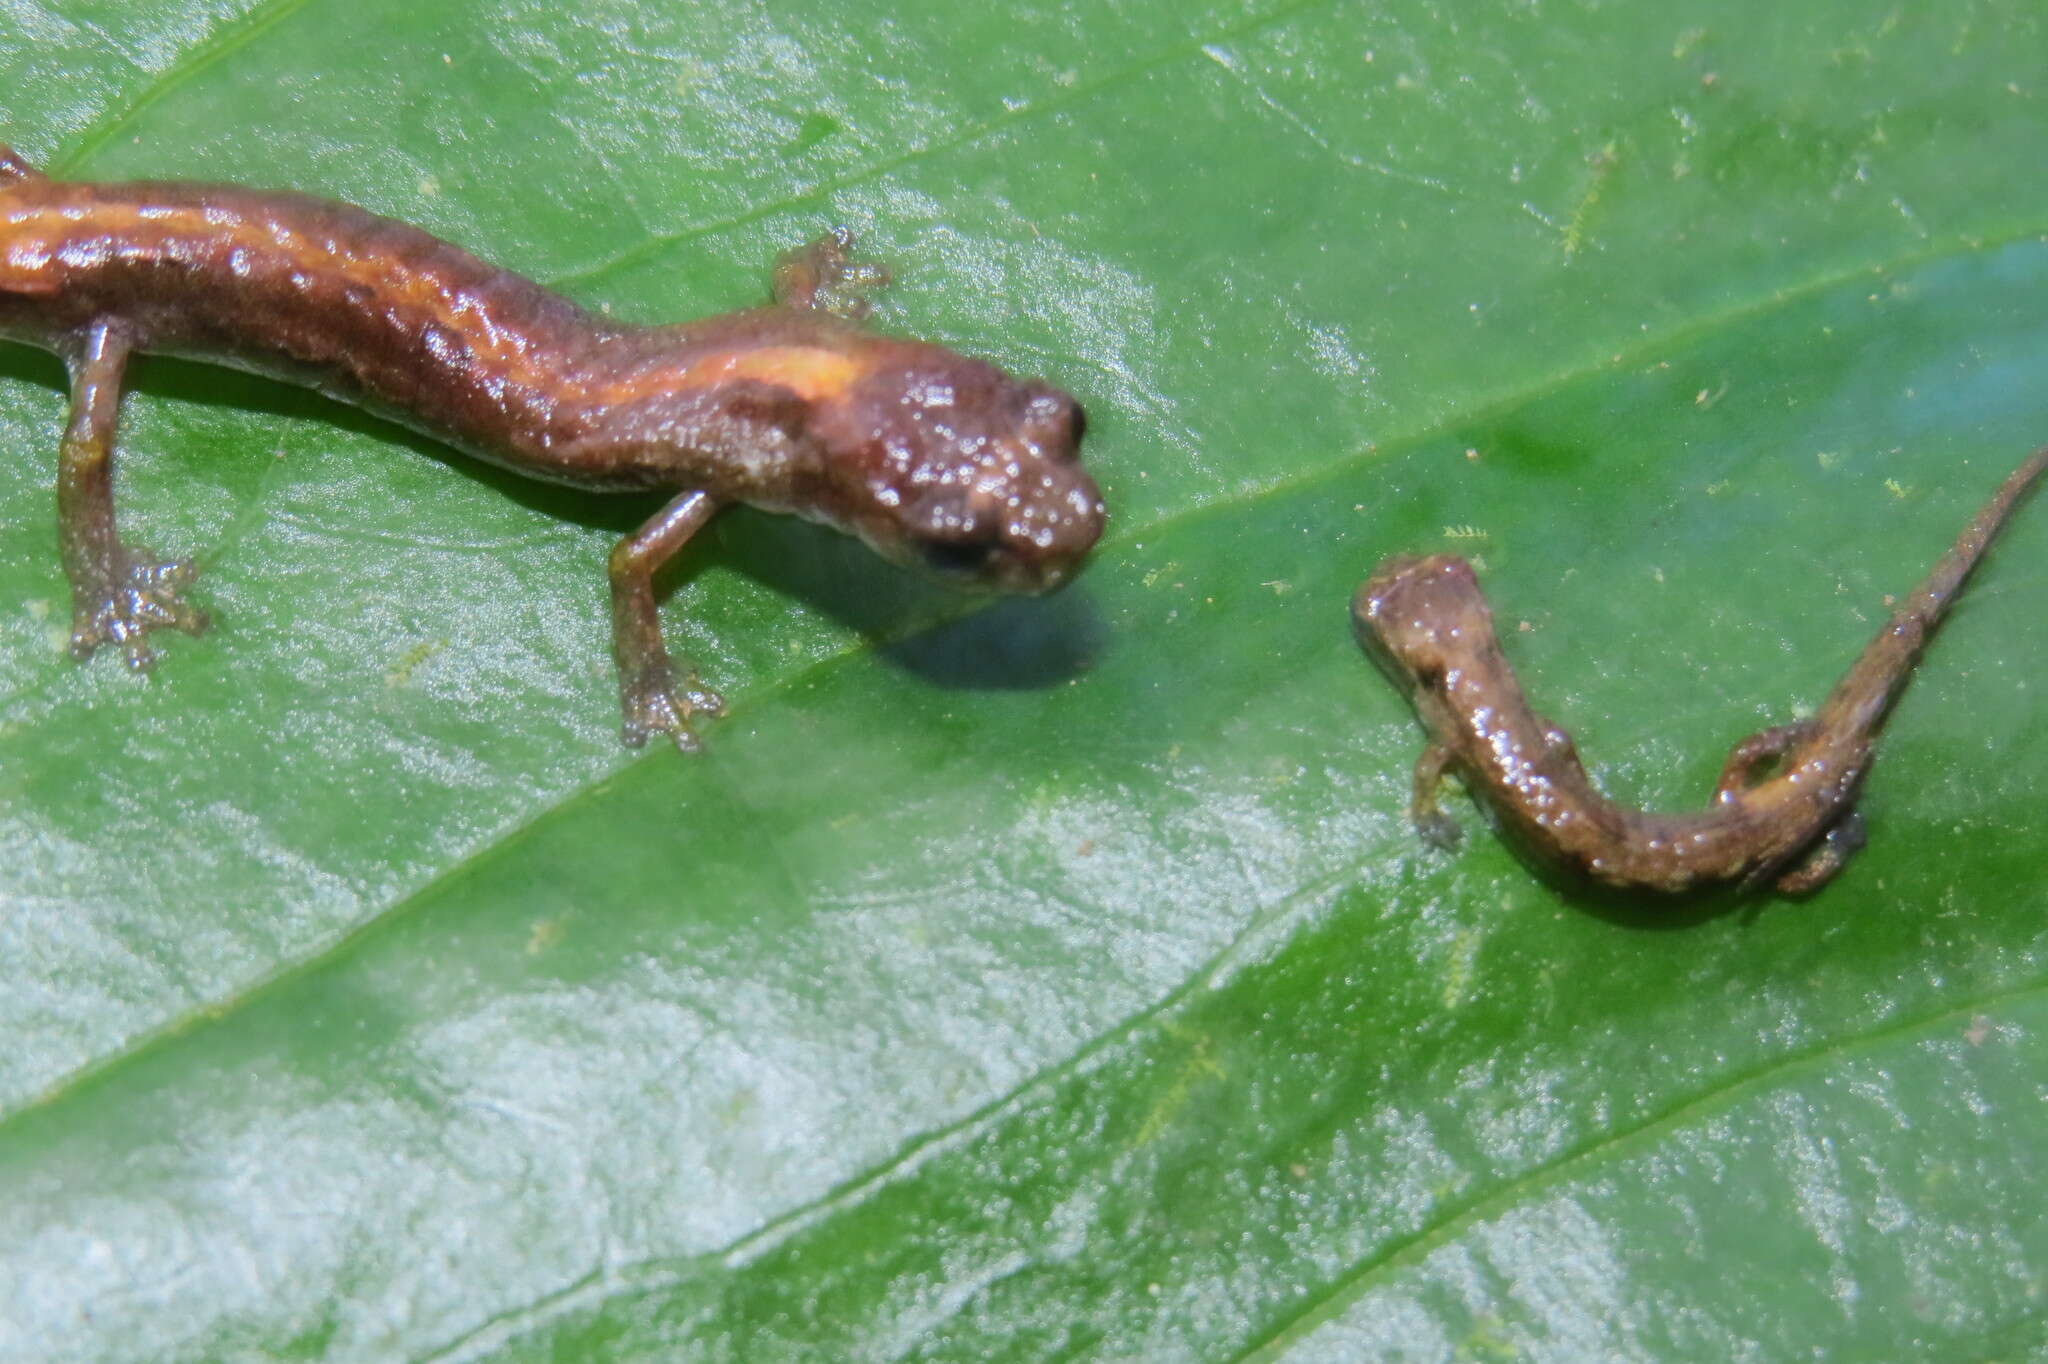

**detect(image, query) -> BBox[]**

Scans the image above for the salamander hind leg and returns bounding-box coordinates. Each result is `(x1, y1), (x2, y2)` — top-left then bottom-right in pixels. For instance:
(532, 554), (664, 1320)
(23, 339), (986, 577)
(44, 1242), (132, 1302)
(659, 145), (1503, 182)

(1535, 716), (1591, 778)
(1774, 811), (1869, 895)
(1715, 722), (1811, 803)
(772, 227), (890, 319)
(57, 321), (209, 671)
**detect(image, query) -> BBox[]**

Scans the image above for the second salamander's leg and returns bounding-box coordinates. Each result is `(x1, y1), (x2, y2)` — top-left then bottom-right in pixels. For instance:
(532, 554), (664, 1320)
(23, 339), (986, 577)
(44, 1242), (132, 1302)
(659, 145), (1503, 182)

(1411, 742), (1463, 850)
(58, 319), (209, 669)
(609, 489), (725, 751)
(1713, 722), (1809, 803)
(1773, 812), (1869, 895)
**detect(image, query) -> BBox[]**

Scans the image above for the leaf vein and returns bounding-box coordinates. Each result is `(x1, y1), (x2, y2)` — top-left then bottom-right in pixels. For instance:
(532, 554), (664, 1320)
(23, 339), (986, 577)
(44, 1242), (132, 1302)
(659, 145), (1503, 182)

(51, 0), (321, 177)
(541, 0), (1343, 292)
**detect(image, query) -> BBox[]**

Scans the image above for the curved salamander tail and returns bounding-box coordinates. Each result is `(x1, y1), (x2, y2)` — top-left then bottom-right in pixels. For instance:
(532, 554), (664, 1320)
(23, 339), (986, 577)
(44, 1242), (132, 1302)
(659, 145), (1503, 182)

(0, 145), (45, 187)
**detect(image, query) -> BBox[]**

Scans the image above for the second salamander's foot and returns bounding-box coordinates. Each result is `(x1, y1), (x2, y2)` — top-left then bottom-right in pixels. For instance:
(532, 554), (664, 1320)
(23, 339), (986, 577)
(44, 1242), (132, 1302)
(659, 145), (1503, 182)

(620, 667), (727, 752)
(773, 227), (891, 319)
(1414, 808), (1464, 852)
(69, 550), (210, 671)
(1773, 812), (1869, 895)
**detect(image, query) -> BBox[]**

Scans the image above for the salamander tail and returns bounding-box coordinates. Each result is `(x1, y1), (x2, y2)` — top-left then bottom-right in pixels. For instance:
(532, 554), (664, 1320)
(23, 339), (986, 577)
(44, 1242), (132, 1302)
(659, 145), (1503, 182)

(0, 145), (45, 187)
(1814, 444), (2048, 742)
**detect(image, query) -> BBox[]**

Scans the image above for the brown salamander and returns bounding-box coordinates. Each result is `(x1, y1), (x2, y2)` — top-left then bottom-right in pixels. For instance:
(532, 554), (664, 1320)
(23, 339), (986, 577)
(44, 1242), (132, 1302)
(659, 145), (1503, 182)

(1354, 447), (2047, 895)
(0, 144), (1104, 749)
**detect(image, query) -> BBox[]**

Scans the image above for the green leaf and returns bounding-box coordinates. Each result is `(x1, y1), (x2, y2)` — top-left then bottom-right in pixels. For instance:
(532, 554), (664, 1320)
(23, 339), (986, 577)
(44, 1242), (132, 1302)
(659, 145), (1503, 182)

(3, 0), (2046, 1358)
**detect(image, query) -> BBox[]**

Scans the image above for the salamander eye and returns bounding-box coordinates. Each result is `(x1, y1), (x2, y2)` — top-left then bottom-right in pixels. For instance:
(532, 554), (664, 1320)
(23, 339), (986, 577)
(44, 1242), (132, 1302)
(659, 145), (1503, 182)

(1020, 389), (1085, 452)
(1412, 663), (1446, 692)
(919, 536), (1000, 576)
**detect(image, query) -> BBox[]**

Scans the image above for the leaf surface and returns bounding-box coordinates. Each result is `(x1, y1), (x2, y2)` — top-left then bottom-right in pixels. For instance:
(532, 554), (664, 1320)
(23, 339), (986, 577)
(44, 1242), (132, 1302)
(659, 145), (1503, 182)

(0, 0), (2045, 1358)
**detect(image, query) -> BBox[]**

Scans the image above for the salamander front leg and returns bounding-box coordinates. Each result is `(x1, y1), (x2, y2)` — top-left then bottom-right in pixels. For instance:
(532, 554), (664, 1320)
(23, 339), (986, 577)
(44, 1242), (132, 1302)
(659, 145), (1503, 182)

(1410, 742), (1464, 851)
(58, 319), (209, 670)
(608, 489), (726, 751)
(772, 227), (891, 319)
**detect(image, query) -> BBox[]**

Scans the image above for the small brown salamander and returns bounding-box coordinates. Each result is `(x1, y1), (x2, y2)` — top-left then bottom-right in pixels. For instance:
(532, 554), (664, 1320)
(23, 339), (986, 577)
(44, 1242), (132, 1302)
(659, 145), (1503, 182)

(1354, 447), (2048, 895)
(0, 144), (1104, 748)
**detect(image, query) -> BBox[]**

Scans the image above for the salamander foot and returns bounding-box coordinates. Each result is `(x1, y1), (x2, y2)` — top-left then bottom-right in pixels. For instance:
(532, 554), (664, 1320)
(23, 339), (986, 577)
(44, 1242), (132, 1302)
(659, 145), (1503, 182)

(620, 663), (726, 752)
(1415, 807), (1464, 852)
(1714, 722), (1812, 802)
(773, 227), (891, 319)
(1774, 812), (1868, 895)
(69, 549), (210, 670)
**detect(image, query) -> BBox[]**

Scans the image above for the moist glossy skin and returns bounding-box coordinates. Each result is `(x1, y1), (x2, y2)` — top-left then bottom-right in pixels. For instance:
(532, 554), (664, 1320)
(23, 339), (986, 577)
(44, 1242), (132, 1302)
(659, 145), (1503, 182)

(1354, 447), (2048, 895)
(0, 145), (1105, 749)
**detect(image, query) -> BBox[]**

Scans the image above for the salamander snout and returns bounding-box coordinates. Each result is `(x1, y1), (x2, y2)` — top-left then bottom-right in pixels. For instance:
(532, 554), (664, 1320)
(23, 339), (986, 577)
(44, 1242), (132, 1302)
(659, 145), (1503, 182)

(1352, 554), (1488, 688)
(1355, 554), (1476, 633)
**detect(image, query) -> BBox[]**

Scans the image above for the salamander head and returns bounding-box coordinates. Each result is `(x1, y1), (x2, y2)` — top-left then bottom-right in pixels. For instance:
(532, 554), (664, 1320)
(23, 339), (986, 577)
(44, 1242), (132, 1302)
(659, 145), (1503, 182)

(1351, 554), (1493, 709)
(806, 342), (1105, 594)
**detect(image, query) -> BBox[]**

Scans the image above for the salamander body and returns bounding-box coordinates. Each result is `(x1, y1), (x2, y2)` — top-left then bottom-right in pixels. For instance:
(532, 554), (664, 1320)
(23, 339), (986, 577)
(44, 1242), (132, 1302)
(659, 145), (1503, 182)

(0, 145), (1104, 747)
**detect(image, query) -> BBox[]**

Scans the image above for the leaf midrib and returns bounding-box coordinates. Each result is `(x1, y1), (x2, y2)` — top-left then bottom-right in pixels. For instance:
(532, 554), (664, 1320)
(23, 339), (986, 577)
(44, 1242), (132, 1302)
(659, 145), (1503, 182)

(50, 0), (319, 176)
(9, 219), (2038, 1137)
(1232, 977), (2048, 1362)
(405, 912), (2048, 1362)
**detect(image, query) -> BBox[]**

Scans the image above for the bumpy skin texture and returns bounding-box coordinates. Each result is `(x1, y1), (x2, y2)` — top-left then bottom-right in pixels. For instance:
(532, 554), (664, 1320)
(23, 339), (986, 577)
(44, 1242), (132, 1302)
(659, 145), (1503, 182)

(0, 150), (1105, 749)
(1354, 447), (2048, 896)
